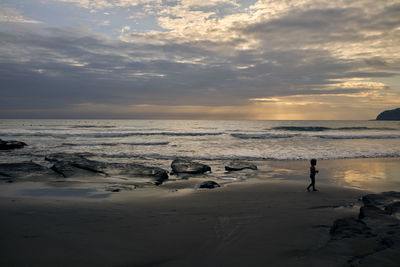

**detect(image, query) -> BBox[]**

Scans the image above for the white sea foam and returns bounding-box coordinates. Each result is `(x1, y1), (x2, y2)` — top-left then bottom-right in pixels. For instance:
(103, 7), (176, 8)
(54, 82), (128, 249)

(1, 119), (400, 163)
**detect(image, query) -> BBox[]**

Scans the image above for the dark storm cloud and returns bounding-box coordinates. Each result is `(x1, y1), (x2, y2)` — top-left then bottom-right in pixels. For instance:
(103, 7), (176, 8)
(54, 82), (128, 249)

(0, 0), (399, 118)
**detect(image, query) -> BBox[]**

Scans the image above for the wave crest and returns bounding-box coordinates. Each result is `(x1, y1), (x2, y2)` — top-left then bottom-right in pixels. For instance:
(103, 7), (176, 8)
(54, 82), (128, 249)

(271, 126), (397, 131)
(231, 133), (297, 139)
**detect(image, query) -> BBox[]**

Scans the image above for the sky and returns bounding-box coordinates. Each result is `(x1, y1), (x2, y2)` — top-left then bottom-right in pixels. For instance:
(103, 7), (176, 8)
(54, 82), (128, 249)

(0, 0), (399, 120)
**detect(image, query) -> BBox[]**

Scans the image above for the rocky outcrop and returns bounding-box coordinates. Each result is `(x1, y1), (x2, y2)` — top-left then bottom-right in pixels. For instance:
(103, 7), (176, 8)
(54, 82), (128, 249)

(171, 159), (211, 174)
(327, 191), (400, 265)
(198, 181), (220, 189)
(385, 201), (400, 214)
(45, 153), (107, 175)
(376, 108), (400, 120)
(331, 192), (400, 238)
(0, 162), (56, 181)
(358, 205), (388, 219)
(329, 217), (372, 239)
(46, 153), (169, 185)
(112, 163), (169, 185)
(225, 161), (257, 171)
(0, 139), (27, 150)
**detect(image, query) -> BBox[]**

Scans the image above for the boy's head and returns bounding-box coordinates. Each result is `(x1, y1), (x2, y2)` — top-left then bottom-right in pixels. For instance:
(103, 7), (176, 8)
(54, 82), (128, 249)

(310, 158), (317, 166)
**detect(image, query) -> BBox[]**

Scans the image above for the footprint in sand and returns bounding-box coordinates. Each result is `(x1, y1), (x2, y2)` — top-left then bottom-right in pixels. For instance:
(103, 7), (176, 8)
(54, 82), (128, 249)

(214, 216), (246, 250)
(214, 216), (240, 245)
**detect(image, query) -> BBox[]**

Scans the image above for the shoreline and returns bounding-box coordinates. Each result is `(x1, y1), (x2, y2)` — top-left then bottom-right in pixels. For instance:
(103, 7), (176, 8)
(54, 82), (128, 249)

(1, 157), (400, 266)
(0, 179), (368, 267)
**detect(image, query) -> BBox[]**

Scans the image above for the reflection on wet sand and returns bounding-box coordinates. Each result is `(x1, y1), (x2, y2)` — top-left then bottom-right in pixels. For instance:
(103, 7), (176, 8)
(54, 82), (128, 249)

(327, 158), (400, 191)
(259, 158), (400, 192)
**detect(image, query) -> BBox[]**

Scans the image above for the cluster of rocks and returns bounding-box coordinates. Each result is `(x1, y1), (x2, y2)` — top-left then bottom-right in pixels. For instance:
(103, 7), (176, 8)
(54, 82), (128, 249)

(45, 153), (170, 185)
(171, 159), (257, 189)
(0, 139), (26, 150)
(1, 142), (258, 188)
(328, 191), (400, 265)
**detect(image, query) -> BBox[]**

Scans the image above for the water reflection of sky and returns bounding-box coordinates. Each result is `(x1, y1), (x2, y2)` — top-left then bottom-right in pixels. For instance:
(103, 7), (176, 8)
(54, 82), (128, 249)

(260, 158), (400, 192)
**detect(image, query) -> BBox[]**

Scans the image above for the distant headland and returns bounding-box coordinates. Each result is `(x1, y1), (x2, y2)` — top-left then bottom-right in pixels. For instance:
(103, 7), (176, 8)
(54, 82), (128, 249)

(376, 108), (400, 120)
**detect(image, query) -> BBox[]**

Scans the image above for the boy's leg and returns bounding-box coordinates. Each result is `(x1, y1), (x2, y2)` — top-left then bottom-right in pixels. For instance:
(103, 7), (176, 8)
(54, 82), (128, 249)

(307, 177), (313, 191)
(311, 176), (317, 191)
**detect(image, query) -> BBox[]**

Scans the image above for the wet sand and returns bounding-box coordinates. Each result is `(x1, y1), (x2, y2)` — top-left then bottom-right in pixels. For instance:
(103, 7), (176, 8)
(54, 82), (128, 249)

(0, 158), (400, 266)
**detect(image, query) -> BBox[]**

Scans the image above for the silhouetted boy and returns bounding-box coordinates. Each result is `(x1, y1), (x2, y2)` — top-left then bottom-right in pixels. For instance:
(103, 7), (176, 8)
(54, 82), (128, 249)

(307, 158), (319, 192)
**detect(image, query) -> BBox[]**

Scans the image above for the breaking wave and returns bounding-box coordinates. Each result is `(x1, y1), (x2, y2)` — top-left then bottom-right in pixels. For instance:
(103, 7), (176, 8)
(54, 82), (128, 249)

(69, 125), (116, 129)
(315, 134), (400, 139)
(231, 133), (298, 139)
(271, 126), (397, 131)
(231, 133), (400, 140)
(1, 132), (225, 138)
(62, 142), (169, 146)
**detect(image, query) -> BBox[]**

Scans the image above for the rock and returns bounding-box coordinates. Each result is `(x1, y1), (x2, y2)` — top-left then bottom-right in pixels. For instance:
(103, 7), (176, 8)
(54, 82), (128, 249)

(199, 181), (220, 189)
(382, 191), (400, 199)
(45, 153), (107, 175)
(385, 202), (400, 215)
(171, 159), (211, 174)
(359, 205), (389, 219)
(110, 163), (168, 185)
(105, 185), (135, 192)
(362, 192), (400, 209)
(50, 162), (97, 178)
(362, 193), (390, 207)
(225, 161), (257, 171)
(376, 107), (400, 120)
(330, 217), (372, 239)
(322, 192), (400, 265)
(359, 192), (400, 232)
(0, 139), (27, 150)
(0, 162), (56, 180)
(45, 152), (169, 184)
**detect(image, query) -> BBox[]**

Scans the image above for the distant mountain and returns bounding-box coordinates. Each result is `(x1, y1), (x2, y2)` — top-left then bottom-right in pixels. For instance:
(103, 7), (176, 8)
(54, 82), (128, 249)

(376, 108), (400, 120)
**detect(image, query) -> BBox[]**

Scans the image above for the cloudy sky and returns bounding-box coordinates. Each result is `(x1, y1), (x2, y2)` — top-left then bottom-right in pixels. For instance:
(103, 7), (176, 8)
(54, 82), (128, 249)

(1, 0), (399, 119)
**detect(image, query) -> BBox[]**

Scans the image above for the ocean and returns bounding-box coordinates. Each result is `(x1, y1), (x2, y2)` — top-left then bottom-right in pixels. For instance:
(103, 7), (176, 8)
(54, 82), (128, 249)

(1, 119), (400, 166)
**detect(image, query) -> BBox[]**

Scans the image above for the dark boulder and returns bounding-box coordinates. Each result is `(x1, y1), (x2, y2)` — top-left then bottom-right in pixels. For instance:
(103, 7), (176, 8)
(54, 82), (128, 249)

(171, 159), (211, 174)
(199, 181), (220, 189)
(0, 139), (27, 150)
(105, 185), (135, 192)
(225, 161), (257, 171)
(376, 108), (400, 120)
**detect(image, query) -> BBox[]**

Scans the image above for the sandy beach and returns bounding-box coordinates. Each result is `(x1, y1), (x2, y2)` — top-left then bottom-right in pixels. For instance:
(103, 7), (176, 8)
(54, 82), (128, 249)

(0, 181), (363, 266)
(2, 0), (400, 262)
(1, 158), (400, 266)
